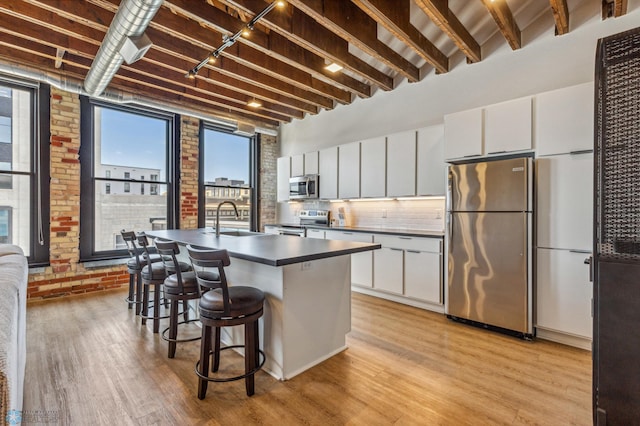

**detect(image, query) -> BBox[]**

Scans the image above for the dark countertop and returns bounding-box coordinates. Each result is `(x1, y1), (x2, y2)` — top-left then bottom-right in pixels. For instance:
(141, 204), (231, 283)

(145, 228), (381, 267)
(265, 223), (444, 238)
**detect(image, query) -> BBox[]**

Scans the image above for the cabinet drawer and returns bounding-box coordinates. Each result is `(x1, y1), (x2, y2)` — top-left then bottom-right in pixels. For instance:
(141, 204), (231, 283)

(306, 229), (325, 239)
(325, 230), (373, 243)
(374, 234), (441, 252)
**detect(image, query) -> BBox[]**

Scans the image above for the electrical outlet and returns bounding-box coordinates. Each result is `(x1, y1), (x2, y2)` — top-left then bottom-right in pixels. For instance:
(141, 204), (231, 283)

(435, 209), (442, 219)
(301, 261), (312, 271)
(382, 210), (387, 218)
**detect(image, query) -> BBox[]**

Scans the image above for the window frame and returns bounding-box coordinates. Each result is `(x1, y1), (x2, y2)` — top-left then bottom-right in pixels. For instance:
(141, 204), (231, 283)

(79, 97), (180, 261)
(197, 123), (258, 231)
(0, 78), (50, 266)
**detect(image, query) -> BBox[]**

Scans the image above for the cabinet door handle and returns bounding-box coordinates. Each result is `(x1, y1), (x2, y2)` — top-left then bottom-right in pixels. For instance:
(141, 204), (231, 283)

(569, 149), (593, 155)
(399, 236), (412, 240)
(342, 232), (353, 235)
(389, 248), (403, 252)
(406, 249), (421, 254)
(488, 150), (507, 155)
(570, 249), (591, 254)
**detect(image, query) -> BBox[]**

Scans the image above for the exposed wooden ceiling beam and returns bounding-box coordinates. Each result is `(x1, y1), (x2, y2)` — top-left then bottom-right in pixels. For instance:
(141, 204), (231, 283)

(0, 11), (307, 120)
(163, 0), (372, 99)
(602, 0), (628, 18)
(0, 27), (289, 126)
(0, 2), (321, 124)
(217, 0), (395, 91)
(414, 0), (481, 63)
(287, 0), (421, 83)
(86, 0), (352, 105)
(480, 0), (521, 50)
(0, 36), (281, 129)
(14, 0), (331, 114)
(614, 0), (629, 16)
(549, 0), (569, 35)
(351, 0), (448, 74)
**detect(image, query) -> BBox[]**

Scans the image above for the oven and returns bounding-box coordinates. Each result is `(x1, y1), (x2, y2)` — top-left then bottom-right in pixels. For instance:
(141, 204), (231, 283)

(265, 225), (306, 237)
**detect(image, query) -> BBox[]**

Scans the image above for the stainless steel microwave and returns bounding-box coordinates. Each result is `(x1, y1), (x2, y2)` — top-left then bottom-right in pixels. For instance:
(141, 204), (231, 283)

(289, 174), (319, 200)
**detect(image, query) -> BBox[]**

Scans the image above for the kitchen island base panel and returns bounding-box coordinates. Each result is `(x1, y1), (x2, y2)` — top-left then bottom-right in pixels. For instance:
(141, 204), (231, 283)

(222, 256), (352, 380)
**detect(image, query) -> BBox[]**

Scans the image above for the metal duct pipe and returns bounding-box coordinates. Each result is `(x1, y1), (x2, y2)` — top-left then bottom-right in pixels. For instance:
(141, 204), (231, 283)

(84, 0), (163, 97)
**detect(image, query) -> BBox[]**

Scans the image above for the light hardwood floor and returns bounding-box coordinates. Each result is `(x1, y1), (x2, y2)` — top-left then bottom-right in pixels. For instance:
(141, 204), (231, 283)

(24, 289), (591, 425)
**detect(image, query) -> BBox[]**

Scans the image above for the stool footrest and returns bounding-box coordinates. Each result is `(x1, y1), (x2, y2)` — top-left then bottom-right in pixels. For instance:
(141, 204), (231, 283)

(161, 319), (202, 343)
(195, 345), (265, 383)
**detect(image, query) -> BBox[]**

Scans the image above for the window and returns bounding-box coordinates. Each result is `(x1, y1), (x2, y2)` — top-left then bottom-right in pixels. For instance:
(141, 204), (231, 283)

(80, 99), (178, 260)
(105, 170), (110, 178)
(0, 207), (10, 244)
(199, 125), (257, 231)
(0, 80), (49, 265)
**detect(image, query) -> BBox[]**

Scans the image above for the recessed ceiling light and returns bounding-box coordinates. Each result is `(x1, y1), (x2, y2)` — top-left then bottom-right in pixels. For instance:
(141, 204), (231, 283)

(247, 99), (262, 108)
(325, 62), (343, 73)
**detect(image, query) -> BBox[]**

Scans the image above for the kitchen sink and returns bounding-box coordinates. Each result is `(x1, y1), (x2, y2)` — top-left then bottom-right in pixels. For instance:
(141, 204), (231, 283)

(218, 230), (263, 237)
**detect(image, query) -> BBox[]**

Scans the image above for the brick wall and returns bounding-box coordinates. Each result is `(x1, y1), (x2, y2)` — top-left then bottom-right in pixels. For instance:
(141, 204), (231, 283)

(180, 116), (199, 229)
(28, 87), (129, 299)
(259, 133), (277, 231)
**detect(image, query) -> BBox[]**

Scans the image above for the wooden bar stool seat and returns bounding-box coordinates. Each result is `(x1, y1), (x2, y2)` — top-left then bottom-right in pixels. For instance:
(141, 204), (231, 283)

(187, 245), (266, 400)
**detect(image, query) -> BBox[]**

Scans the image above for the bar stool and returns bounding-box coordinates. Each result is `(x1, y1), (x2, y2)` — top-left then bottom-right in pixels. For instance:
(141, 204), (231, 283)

(121, 230), (163, 315)
(186, 245), (266, 399)
(154, 239), (202, 358)
(138, 234), (190, 333)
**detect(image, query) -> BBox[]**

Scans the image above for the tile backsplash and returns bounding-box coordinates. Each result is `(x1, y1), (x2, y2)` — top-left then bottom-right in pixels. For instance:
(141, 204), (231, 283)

(277, 198), (445, 232)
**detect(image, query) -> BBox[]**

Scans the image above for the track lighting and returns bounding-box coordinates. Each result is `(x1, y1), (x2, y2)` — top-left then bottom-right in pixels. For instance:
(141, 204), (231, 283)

(185, 1), (284, 78)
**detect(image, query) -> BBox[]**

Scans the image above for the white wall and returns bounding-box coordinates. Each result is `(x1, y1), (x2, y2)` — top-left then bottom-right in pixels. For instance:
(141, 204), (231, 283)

(279, 1), (640, 155)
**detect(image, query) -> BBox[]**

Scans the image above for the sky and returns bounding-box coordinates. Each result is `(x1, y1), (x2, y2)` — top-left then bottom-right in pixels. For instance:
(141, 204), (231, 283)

(100, 107), (249, 183)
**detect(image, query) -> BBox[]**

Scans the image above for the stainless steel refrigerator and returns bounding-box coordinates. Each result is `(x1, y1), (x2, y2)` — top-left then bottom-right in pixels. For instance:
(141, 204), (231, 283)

(446, 157), (533, 337)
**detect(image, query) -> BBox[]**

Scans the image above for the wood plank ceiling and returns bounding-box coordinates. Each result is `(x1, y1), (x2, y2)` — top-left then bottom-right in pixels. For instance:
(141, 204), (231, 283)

(0, 0), (632, 131)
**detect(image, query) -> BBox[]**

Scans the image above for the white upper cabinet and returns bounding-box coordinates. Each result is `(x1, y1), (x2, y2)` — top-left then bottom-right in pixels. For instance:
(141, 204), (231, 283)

(387, 130), (416, 197)
(360, 136), (386, 198)
(338, 142), (361, 199)
(444, 108), (483, 160)
(536, 153), (593, 251)
(276, 156), (291, 202)
(416, 125), (445, 196)
(319, 147), (338, 200)
(304, 151), (319, 175)
(291, 154), (304, 176)
(535, 82), (594, 156)
(485, 97), (532, 155)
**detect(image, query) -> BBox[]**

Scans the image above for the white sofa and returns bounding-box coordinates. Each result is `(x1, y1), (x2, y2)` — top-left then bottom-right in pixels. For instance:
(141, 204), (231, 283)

(0, 244), (27, 421)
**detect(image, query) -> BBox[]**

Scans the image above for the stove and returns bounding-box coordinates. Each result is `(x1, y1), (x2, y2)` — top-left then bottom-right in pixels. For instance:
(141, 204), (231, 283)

(267, 210), (330, 237)
(299, 209), (330, 227)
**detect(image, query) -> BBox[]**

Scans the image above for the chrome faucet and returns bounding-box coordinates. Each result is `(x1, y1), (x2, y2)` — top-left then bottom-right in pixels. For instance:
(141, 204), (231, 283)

(215, 201), (240, 237)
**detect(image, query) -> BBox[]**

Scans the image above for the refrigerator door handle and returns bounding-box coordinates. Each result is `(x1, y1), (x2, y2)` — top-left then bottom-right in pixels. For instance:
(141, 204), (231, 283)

(584, 256), (594, 282)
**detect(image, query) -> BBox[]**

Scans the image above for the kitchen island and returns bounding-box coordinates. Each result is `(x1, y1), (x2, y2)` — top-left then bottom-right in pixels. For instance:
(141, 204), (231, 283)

(145, 228), (380, 380)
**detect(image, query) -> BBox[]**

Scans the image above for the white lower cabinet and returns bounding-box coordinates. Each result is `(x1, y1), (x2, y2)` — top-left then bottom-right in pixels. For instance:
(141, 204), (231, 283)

(373, 247), (404, 294)
(405, 249), (442, 304)
(536, 248), (592, 339)
(373, 235), (442, 303)
(325, 230), (373, 288)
